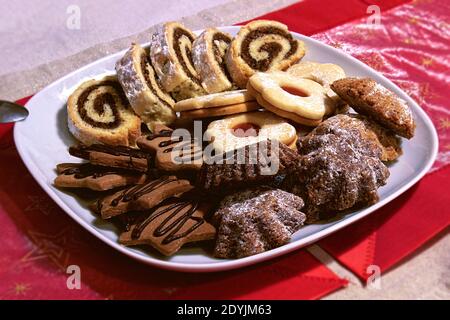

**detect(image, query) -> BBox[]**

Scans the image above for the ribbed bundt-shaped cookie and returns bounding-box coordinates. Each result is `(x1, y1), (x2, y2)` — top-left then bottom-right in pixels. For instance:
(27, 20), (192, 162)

(213, 187), (306, 258)
(284, 115), (390, 223)
(197, 139), (301, 192)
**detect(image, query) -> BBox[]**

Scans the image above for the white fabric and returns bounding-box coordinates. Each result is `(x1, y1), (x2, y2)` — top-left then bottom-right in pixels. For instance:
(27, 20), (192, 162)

(0, 0), (230, 76)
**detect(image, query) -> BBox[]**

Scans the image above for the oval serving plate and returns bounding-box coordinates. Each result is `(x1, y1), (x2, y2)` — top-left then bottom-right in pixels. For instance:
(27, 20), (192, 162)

(14, 26), (438, 272)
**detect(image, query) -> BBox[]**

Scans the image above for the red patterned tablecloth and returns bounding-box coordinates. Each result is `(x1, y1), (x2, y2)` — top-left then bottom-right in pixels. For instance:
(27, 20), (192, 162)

(1, 0), (449, 299)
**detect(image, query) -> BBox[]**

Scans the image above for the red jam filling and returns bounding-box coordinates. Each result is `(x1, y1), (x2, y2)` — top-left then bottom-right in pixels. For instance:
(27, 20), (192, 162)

(281, 86), (309, 97)
(231, 123), (261, 137)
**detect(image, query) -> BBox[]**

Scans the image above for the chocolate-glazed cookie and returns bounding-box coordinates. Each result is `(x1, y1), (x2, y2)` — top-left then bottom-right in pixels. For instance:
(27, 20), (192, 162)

(119, 196), (216, 256)
(137, 124), (203, 172)
(54, 163), (147, 191)
(95, 175), (193, 219)
(69, 144), (154, 173)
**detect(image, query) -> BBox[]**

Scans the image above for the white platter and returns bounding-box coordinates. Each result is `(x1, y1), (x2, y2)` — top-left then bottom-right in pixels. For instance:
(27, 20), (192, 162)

(14, 26), (438, 272)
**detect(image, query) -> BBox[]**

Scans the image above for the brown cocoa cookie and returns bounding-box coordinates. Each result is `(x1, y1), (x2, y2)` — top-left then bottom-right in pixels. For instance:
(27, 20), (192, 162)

(54, 163), (147, 191)
(212, 187), (305, 259)
(197, 139), (301, 192)
(69, 144), (154, 172)
(95, 175), (194, 219)
(119, 197), (216, 256)
(137, 124), (203, 171)
(331, 77), (416, 139)
(284, 117), (390, 223)
(304, 114), (402, 162)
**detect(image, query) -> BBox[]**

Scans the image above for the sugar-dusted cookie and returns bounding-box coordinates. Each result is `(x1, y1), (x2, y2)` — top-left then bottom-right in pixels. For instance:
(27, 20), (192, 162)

(137, 124), (203, 171)
(225, 20), (306, 88)
(283, 115), (390, 223)
(150, 22), (206, 101)
(307, 114), (402, 162)
(119, 196), (216, 256)
(67, 76), (141, 146)
(96, 175), (193, 219)
(247, 71), (334, 126)
(213, 187), (305, 258)
(174, 89), (259, 119)
(54, 163), (147, 191)
(69, 144), (154, 173)
(192, 28), (234, 93)
(331, 77), (416, 138)
(116, 43), (176, 130)
(287, 61), (346, 111)
(205, 111), (297, 153)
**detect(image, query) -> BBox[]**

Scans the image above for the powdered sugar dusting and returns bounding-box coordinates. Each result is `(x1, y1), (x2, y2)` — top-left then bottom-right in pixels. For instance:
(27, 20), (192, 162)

(213, 187), (306, 258)
(285, 114), (390, 222)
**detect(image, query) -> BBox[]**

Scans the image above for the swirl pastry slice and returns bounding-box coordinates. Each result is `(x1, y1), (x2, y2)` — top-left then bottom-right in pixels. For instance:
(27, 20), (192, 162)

(67, 76), (141, 146)
(226, 20), (306, 88)
(150, 22), (206, 101)
(192, 28), (234, 93)
(116, 43), (176, 130)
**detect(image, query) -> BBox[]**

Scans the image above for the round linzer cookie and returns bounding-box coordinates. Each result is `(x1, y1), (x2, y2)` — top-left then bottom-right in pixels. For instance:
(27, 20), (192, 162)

(205, 111), (297, 153)
(67, 76), (141, 146)
(116, 43), (176, 130)
(225, 20), (306, 88)
(331, 77), (416, 139)
(192, 28), (234, 93)
(287, 61), (346, 110)
(150, 22), (206, 101)
(247, 71), (333, 126)
(174, 89), (260, 119)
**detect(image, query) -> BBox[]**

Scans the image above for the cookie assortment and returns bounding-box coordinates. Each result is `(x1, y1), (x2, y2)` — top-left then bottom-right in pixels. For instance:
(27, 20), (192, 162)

(58, 20), (417, 259)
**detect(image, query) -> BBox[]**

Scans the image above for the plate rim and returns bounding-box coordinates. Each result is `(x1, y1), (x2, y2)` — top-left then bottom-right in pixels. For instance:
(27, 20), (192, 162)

(13, 26), (439, 272)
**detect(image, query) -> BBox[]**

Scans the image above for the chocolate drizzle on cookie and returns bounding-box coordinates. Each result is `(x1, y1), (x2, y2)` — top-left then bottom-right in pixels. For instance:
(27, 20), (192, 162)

(69, 144), (154, 172)
(146, 129), (202, 162)
(69, 144), (148, 159)
(58, 163), (117, 179)
(146, 129), (173, 141)
(173, 27), (201, 85)
(110, 176), (177, 206)
(76, 80), (128, 129)
(241, 27), (298, 71)
(131, 198), (204, 244)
